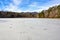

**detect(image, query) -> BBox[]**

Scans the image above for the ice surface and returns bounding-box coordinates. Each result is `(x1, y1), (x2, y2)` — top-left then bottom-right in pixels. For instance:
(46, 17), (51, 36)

(0, 18), (60, 40)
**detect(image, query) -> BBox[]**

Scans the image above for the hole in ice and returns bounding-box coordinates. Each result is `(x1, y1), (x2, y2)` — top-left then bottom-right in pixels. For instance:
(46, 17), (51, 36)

(9, 27), (12, 28)
(43, 28), (48, 30)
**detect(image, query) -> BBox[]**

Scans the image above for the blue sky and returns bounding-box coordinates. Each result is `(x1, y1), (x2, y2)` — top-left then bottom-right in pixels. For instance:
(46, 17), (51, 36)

(0, 0), (60, 12)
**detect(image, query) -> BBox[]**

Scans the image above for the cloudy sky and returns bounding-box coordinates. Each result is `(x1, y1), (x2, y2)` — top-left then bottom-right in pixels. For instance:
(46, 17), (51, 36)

(0, 0), (60, 12)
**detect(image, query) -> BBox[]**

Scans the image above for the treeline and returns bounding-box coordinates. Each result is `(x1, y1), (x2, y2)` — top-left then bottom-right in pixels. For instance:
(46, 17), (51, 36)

(0, 11), (39, 18)
(39, 5), (60, 18)
(0, 5), (60, 18)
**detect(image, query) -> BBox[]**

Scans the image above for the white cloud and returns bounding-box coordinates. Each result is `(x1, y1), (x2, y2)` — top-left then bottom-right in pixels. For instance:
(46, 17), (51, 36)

(26, 2), (49, 12)
(26, 0), (60, 12)
(0, 0), (60, 12)
(29, 2), (38, 7)
(12, 0), (22, 5)
(3, 0), (22, 12)
(4, 3), (18, 11)
(44, 0), (60, 7)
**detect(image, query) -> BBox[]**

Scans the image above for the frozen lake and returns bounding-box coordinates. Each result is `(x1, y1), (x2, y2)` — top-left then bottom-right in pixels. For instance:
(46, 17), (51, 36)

(0, 18), (60, 40)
